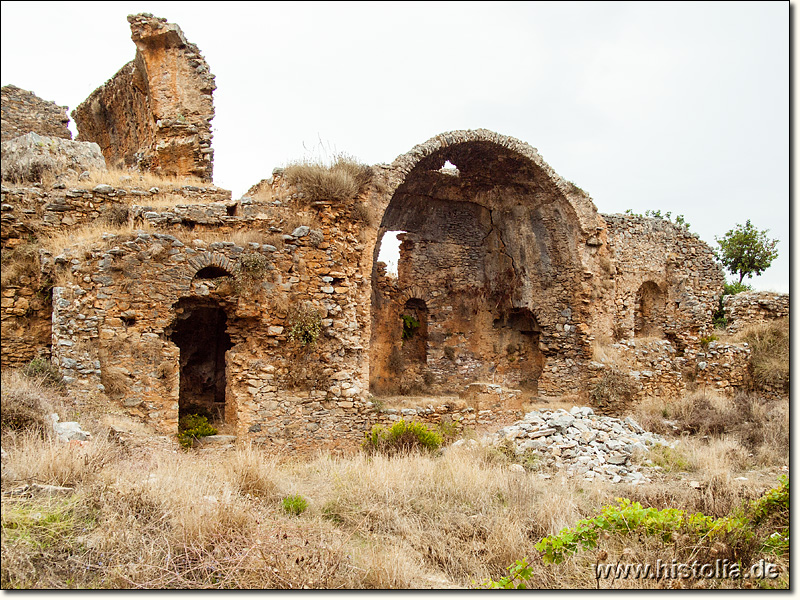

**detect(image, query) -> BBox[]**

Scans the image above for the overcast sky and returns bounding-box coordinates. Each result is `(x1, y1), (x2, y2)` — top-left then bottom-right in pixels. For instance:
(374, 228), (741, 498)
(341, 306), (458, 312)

(1, 1), (789, 292)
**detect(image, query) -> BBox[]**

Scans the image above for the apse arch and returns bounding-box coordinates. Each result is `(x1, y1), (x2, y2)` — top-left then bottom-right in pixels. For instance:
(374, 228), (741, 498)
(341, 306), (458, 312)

(369, 130), (602, 397)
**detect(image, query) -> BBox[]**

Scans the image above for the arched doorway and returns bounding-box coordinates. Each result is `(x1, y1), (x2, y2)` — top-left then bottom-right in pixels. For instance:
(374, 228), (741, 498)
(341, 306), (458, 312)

(170, 298), (233, 423)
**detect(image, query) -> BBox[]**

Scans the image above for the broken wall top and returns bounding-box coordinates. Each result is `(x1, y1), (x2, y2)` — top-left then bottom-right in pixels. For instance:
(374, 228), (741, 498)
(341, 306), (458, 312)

(72, 13), (216, 181)
(1, 85), (72, 143)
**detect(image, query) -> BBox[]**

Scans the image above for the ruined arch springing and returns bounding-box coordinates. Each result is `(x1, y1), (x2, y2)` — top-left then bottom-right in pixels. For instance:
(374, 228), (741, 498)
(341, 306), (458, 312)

(194, 265), (232, 279)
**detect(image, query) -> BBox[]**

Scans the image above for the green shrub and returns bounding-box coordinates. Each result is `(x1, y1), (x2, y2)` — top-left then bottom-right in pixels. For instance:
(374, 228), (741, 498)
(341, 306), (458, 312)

(287, 304), (322, 347)
(531, 476), (788, 566)
(177, 414), (217, 449)
(281, 494), (309, 516)
(400, 314), (420, 341)
(646, 444), (693, 472)
(362, 419), (443, 455)
(699, 334), (718, 348)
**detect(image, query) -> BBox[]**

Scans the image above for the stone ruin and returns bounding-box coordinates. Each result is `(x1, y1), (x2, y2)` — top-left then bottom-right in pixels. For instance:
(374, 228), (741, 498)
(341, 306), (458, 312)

(1, 85), (72, 143)
(0, 14), (788, 454)
(72, 14), (216, 181)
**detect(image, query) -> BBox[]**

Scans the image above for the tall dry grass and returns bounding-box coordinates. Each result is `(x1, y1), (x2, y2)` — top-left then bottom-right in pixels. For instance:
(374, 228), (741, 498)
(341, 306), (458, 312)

(0, 370), (789, 589)
(284, 156), (372, 204)
(55, 167), (207, 191)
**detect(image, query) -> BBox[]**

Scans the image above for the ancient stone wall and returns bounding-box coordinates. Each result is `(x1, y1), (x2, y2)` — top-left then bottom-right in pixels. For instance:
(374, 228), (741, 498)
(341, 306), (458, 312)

(46, 182), (375, 451)
(587, 338), (751, 414)
(602, 214), (725, 350)
(723, 291), (789, 334)
(1, 85), (71, 143)
(0, 120), (772, 452)
(369, 131), (616, 399)
(72, 14), (216, 181)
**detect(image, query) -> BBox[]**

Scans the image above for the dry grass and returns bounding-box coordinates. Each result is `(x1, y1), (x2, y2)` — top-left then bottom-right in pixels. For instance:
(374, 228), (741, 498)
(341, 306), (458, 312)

(738, 319), (788, 393)
(591, 336), (633, 368)
(0, 243), (41, 289)
(55, 167), (207, 191)
(284, 156), (372, 204)
(0, 371), (789, 589)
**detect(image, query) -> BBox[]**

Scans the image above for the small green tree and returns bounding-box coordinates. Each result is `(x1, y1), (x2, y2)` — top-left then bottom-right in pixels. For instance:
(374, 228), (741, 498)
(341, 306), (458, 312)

(715, 220), (779, 284)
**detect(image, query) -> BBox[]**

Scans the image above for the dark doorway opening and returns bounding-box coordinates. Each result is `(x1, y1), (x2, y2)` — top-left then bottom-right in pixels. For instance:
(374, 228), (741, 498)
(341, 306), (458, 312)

(170, 299), (233, 423)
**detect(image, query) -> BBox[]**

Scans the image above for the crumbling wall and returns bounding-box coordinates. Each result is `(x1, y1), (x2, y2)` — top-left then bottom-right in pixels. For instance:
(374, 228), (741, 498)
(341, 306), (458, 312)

(724, 291), (789, 334)
(1, 85), (71, 143)
(369, 130), (615, 399)
(587, 338), (751, 415)
(72, 14), (216, 181)
(47, 180), (376, 452)
(602, 214), (724, 350)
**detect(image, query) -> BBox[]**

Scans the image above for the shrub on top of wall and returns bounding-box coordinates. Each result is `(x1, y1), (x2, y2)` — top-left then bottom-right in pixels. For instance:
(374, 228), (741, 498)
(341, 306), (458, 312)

(283, 155), (372, 204)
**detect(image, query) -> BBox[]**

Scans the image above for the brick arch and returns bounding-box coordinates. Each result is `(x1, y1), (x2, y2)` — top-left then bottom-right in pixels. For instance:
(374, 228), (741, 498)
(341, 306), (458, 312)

(186, 252), (236, 279)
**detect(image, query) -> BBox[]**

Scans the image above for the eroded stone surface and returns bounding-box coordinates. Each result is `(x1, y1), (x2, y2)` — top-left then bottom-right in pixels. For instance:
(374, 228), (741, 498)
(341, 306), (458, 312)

(724, 291), (789, 334)
(72, 13), (216, 181)
(1, 132), (106, 183)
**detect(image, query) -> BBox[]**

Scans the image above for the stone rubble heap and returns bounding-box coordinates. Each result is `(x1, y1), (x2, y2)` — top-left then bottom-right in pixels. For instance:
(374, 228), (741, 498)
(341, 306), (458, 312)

(481, 406), (670, 484)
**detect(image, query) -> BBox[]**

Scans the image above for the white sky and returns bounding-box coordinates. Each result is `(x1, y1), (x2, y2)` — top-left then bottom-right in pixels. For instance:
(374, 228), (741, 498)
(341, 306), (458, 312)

(1, 1), (789, 292)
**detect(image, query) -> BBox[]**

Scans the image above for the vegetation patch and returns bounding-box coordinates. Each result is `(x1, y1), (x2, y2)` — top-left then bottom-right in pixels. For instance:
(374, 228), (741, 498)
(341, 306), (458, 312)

(362, 419), (443, 455)
(589, 368), (638, 408)
(287, 303), (323, 347)
(284, 155), (372, 204)
(281, 494), (309, 516)
(177, 414), (217, 449)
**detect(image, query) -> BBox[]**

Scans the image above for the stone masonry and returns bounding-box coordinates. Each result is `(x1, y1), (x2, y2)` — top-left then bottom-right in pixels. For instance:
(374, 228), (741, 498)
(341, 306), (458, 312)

(1, 13), (783, 454)
(724, 291), (789, 334)
(1, 85), (72, 143)
(72, 14), (216, 181)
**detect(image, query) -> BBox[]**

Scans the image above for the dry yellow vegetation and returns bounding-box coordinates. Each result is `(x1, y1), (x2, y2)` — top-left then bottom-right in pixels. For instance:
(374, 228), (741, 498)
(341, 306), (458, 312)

(0, 366), (789, 590)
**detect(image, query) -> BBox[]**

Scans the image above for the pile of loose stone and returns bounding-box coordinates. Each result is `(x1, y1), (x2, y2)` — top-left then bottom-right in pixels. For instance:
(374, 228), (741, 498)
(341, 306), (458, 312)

(481, 406), (671, 484)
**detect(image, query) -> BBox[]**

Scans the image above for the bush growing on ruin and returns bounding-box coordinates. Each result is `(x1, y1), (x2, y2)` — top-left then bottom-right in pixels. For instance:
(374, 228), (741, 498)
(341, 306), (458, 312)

(284, 155), (372, 204)
(0, 242), (41, 290)
(287, 303), (323, 347)
(177, 414), (217, 448)
(624, 208), (691, 230)
(362, 419), (443, 456)
(589, 368), (638, 409)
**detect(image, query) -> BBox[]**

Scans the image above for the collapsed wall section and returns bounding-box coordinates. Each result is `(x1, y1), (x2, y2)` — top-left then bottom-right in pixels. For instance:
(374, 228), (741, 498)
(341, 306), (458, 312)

(1, 85), (72, 143)
(602, 214), (724, 350)
(72, 13), (216, 181)
(724, 291), (789, 334)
